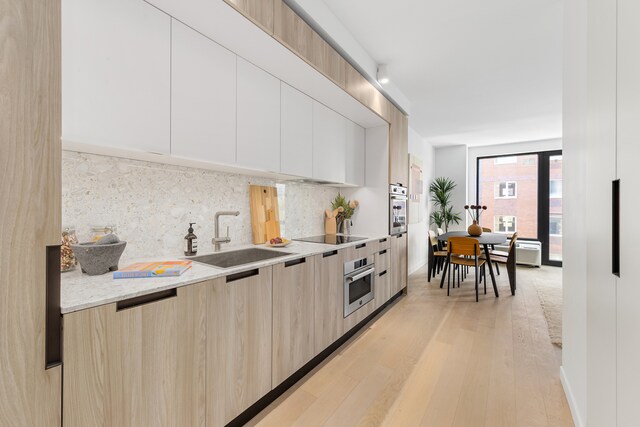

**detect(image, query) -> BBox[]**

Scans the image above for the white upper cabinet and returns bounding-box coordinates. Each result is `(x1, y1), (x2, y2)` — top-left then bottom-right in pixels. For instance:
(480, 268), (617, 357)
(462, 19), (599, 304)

(62, 0), (171, 154)
(281, 84), (313, 177)
(345, 121), (365, 186)
(236, 58), (281, 172)
(171, 20), (236, 165)
(313, 102), (346, 183)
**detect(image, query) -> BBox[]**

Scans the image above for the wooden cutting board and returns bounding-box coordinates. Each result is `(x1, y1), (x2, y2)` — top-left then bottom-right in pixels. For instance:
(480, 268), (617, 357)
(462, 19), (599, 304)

(249, 185), (281, 244)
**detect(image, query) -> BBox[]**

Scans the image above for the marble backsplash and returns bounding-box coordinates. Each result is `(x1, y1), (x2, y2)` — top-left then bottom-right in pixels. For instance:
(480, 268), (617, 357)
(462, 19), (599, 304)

(62, 151), (337, 264)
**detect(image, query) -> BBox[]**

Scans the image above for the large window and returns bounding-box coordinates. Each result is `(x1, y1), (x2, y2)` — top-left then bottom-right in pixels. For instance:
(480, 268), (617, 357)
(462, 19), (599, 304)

(478, 153), (538, 239)
(477, 151), (563, 266)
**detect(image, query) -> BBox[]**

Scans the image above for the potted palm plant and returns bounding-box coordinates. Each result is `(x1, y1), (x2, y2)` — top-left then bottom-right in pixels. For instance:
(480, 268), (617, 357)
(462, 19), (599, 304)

(429, 177), (462, 232)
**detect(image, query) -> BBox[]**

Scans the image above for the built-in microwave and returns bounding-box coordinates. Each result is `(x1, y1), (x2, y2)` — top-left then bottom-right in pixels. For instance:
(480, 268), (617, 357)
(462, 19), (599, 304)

(344, 256), (375, 318)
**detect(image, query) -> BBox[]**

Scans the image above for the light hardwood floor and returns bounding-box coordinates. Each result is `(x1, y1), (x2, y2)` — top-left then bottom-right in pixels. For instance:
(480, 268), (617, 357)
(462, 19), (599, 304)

(249, 265), (573, 427)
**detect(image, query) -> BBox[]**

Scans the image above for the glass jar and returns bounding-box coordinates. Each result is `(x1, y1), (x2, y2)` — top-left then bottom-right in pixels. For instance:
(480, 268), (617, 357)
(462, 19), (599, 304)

(61, 226), (78, 272)
(90, 225), (117, 242)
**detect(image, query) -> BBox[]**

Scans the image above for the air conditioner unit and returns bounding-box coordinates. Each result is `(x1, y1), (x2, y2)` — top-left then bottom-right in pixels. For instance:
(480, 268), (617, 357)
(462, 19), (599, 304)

(493, 240), (542, 267)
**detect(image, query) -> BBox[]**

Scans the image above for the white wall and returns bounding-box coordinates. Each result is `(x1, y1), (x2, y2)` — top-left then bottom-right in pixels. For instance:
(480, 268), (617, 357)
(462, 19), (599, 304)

(467, 138), (563, 205)
(407, 126), (434, 274)
(344, 125), (389, 237)
(434, 145), (468, 231)
(561, 0), (588, 424)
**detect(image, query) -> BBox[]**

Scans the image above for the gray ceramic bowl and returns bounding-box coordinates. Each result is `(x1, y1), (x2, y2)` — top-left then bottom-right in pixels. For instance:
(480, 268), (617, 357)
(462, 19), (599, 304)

(71, 241), (127, 276)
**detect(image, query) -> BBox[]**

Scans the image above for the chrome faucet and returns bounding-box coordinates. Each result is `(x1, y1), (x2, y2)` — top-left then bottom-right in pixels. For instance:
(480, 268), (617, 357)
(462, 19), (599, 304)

(212, 210), (240, 251)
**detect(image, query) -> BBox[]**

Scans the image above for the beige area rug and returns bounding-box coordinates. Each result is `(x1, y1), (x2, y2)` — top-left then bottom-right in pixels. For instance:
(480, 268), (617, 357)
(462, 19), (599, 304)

(531, 267), (563, 347)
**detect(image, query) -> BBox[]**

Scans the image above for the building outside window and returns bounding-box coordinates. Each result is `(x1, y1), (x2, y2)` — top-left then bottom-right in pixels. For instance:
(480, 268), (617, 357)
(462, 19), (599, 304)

(494, 156), (517, 165)
(494, 215), (517, 233)
(495, 181), (517, 199)
(550, 179), (562, 198)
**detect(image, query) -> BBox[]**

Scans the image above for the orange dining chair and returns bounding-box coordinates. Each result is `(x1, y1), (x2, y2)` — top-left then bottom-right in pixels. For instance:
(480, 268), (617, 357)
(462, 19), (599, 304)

(446, 236), (487, 302)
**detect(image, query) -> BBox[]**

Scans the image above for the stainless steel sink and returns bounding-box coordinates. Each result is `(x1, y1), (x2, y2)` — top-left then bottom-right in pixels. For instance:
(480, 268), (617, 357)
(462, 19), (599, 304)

(188, 248), (293, 269)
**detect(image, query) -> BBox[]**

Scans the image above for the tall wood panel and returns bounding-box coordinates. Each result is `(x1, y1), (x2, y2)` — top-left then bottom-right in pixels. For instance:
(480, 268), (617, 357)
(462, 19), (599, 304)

(63, 283), (208, 426)
(224, 0), (275, 34)
(0, 0), (62, 424)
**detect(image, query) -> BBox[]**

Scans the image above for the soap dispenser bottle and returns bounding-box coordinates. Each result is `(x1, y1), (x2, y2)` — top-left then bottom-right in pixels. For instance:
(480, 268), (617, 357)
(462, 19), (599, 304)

(184, 222), (198, 256)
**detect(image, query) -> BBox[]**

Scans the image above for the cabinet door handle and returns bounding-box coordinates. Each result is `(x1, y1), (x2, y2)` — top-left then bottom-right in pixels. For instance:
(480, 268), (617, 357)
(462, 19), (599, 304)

(117, 289), (177, 311)
(322, 250), (338, 258)
(45, 245), (62, 369)
(226, 268), (260, 283)
(613, 179), (620, 277)
(379, 270), (388, 277)
(378, 238), (387, 243)
(378, 249), (387, 255)
(356, 243), (366, 249)
(285, 257), (305, 268)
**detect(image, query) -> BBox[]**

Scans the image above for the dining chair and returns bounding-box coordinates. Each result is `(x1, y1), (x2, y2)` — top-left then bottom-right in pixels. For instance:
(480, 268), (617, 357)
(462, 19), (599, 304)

(481, 227), (501, 275)
(428, 230), (447, 282)
(446, 237), (487, 302)
(483, 232), (518, 295)
(437, 227), (447, 251)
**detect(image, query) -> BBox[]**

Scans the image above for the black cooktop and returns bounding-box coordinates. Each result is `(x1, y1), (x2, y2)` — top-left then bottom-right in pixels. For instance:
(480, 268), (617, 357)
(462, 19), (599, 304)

(294, 235), (368, 245)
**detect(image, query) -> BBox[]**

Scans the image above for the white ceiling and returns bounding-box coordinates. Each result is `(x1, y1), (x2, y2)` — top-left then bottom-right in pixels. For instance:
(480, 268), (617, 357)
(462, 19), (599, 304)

(320, 0), (563, 146)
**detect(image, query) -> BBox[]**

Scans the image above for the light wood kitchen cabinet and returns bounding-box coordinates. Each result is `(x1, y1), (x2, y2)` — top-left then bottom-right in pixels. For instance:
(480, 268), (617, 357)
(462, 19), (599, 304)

(273, 0), (346, 89)
(389, 107), (409, 186)
(314, 250), (345, 353)
(171, 19), (237, 165)
(207, 267), (273, 426)
(63, 283), (208, 426)
(345, 63), (392, 122)
(224, 0), (274, 34)
(62, 0), (171, 154)
(272, 257), (316, 385)
(345, 120), (366, 186)
(375, 269), (391, 310)
(343, 240), (376, 262)
(237, 57), (281, 172)
(281, 83), (313, 177)
(313, 101), (347, 183)
(390, 232), (408, 295)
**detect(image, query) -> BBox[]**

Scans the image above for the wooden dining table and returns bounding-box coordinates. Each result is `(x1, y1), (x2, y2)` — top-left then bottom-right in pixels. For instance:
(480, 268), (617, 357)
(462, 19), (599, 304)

(437, 231), (509, 297)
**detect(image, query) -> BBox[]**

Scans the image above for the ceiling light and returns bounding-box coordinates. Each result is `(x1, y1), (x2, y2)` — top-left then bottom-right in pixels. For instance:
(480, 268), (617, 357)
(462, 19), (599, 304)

(377, 65), (389, 84)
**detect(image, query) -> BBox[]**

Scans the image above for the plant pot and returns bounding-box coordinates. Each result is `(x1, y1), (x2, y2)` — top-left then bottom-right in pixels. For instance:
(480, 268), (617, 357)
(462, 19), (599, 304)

(468, 221), (482, 237)
(71, 241), (127, 275)
(341, 219), (352, 235)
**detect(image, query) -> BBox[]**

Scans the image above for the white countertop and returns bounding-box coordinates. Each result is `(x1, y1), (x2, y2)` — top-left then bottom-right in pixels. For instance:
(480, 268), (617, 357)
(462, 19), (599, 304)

(61, 235), (389, 314)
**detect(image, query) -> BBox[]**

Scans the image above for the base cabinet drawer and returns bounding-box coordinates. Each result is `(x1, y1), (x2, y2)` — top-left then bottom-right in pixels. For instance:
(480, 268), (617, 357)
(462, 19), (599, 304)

(343, 241), (375, 261)
(375, 248), (390, 273)
(63, 283), (207, 427)
(207, 267), (273, 426)
(272, 257), (316, 385)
